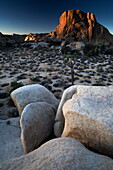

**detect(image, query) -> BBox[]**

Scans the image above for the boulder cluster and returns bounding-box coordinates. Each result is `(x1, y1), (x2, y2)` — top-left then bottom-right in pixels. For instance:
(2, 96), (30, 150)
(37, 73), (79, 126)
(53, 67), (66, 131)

(11, 84), (59, 153)
(1, 84), (113, 169)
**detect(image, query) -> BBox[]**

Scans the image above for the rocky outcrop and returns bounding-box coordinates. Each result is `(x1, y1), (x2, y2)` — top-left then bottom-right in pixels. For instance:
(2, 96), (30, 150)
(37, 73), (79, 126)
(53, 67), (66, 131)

(24, 33), (48, 42)
(1, 137), (113, 170)
(0, 118), (24, 163)
(49, 10), (113, 44)
(11, 84), (59, 115)
(1, 84), (113, 168)
(61, 85), (113, 158)
(20, 102), (55, 153)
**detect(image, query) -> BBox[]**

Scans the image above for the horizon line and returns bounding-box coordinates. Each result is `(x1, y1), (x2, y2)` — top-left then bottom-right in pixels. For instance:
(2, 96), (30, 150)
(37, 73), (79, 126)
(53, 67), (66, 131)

(1, 30), (113, 36)
(1, 31), (50, 35)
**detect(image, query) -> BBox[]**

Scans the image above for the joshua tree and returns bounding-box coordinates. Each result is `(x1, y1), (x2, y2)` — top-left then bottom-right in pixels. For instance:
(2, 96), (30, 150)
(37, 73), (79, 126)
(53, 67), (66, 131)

(63, 51), (79, 85)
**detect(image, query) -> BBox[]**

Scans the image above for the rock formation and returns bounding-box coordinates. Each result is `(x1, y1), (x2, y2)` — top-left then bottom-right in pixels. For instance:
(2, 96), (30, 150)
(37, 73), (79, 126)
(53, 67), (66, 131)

(49, 10), (113, 44)
(54, 85), (113, 158)
(1, 84), (113, 168)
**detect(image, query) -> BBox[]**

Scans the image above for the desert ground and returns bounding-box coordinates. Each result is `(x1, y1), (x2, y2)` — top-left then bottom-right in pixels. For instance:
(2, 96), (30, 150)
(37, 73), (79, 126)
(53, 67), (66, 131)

(0, 42), (113, 119)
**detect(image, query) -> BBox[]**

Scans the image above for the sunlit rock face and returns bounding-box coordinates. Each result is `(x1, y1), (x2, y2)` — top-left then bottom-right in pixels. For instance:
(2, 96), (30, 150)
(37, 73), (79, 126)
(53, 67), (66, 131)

(24, 33), (48, 42)
(24, 33), (38, 42)
(49, 9), (113, 44)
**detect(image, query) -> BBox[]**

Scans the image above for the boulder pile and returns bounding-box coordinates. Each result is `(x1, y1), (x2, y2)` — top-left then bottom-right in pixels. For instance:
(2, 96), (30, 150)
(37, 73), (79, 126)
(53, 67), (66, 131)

(1, 84), (113, 170)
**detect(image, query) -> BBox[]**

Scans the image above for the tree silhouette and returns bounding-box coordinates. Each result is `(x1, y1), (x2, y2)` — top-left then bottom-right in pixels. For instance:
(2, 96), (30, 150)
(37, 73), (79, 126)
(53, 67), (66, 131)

(63, 51), (80, 85)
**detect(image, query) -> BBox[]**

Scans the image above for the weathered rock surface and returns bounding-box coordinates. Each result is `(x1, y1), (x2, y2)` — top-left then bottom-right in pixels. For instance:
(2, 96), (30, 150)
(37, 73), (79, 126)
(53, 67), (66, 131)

(62, 85), (113, 158)
(20, 102), (55, 153)
(54, 85), (77, 137)
(49, 10), (113, 44)
(11, 84), (59, 115)
(1, 137), (113, 170)
(0, 117), (24, 163)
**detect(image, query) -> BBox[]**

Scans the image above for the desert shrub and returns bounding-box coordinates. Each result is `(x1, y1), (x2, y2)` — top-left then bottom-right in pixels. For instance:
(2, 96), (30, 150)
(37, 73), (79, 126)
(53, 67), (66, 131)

(84, 44), (100, 56)
(30, 76), (39, 82)
(104, 48), (113, 55)
(86, 50), (94, 57)
(10, 81), (23, 93)
(84, 44), (94, 55)
(99, 44), (105, 54)
(61, 45), (72, 54)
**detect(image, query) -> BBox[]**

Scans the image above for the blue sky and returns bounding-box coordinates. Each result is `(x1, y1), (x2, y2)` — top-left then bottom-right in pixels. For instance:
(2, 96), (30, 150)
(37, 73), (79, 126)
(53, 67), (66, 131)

(0, 0), (113, 34)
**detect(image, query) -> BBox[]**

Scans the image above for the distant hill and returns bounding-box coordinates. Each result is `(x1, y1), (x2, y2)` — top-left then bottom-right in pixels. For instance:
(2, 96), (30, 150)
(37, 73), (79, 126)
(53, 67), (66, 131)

(0, 32), (26, 48)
